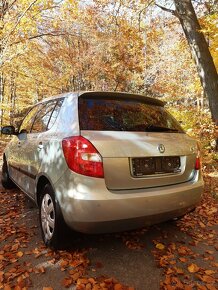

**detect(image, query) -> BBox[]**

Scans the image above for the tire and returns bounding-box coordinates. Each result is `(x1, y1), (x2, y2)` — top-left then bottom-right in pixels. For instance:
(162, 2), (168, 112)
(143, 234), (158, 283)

(39, 183), (68, 249)
(1, 158), (15, 189)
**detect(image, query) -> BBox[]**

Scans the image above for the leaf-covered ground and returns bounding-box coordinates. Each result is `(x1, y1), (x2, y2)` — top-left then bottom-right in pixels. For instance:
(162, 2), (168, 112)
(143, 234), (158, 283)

(0, 141), (217, 290)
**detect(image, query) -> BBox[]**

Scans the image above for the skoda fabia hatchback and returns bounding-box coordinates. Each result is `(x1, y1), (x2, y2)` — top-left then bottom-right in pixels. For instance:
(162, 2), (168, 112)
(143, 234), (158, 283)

(1, 92), (204, 248)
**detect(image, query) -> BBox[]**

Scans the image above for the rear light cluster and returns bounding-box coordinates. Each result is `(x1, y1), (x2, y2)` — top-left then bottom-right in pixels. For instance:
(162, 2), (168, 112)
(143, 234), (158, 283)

(195, 142), (201, 170)
(62, 136), (104, 178)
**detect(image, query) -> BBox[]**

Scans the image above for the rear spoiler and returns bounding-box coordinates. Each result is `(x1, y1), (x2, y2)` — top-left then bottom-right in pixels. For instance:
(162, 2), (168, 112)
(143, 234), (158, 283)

(79, 91), (165, 107)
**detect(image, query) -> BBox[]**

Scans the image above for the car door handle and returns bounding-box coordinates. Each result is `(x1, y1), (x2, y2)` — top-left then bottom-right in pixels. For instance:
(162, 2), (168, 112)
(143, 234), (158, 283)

(38, 142), (44, 150)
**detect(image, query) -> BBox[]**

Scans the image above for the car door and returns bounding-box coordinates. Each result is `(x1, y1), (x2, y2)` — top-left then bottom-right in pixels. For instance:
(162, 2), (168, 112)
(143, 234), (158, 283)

(18, 99), (63, 197)
(8, 105), (40, 187)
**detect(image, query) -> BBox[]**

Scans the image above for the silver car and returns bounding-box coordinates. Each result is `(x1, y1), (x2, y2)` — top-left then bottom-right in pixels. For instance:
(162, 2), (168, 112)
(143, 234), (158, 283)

(1, 91), (204, 248)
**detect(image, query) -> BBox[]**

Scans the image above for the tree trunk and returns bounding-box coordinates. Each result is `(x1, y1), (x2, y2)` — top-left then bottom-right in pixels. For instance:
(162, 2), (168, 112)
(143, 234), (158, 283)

(0, 71), (5, 127)
(173, 0), (218, 125)
(10, 71), (16, 124)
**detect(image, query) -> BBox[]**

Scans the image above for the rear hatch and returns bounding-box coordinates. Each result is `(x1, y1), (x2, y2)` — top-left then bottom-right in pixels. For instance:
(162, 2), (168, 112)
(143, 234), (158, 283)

(78, 93), (197, 190)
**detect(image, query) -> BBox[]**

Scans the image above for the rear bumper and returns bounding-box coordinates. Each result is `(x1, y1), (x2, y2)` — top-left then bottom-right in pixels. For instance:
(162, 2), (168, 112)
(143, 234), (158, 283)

(54, 170), (204, 233)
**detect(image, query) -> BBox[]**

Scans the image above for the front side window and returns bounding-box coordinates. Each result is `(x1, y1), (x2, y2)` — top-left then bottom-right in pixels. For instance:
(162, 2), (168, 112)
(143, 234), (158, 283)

(79, 97), (184, 133)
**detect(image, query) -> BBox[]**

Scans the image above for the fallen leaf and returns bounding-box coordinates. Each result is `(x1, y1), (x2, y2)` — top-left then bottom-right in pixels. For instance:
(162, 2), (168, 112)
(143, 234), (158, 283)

(204, 270), (215, 275)
(11, 244), (19, 251)
(206, 285), (217, 290)
(114, 284), (123, 290)
(156, 243), (165, 250)
(3, 285), (11, 290)
(171, 277), (183, 288)
(88, 278), (96, 284)
(179, 257), (187, 263)
(199, 275), (215, 283)
(14, 286), (22, 290)
(60, 260), (68, 268)
(62, 277), (73, 287)
(188, 263), (200, 273)
(199, 221), (206, 228)
(197, 285), (207, 290)
(16, 251), (23, 258)
(77, 278), (89, 285)
(0, 255), (5, 261)
(174, 267), (184, 275)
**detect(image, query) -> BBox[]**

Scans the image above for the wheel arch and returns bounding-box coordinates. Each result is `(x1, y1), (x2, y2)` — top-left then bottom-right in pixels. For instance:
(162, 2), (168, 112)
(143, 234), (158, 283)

(3, 153), (7, 162)
(36, 175), (51, 206)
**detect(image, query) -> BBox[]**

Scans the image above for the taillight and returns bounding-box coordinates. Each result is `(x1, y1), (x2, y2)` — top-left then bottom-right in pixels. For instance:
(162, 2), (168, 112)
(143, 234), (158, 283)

(195, 143), (201, 170)
(195, 157), (201, 170)
(62, 136), (104, 178)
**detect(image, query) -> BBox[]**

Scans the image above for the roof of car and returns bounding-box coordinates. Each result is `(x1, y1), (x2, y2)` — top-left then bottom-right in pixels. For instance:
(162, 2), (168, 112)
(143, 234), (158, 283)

(39, 91), (165, 107)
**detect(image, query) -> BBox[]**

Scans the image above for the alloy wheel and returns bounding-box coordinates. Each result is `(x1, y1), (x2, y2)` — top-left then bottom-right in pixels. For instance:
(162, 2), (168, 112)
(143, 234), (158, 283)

(41, 193), (55, 241)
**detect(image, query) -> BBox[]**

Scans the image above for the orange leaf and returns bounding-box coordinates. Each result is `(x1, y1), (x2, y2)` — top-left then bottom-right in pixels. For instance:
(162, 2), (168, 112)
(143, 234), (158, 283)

(114, 284), (123, 290)
(199, 221), (206, 228)
(11, 244), (19, 251)
(4, 285), (12, 290)
(156, 243), (165, 250)
(62, 277), (73, 287)
(171, 277), (183, 288)
(0, 271), (3, 283)
(14, 286), (22, 290)
(72, 272), (80, 282)
(206, 285), (217, 290)
(187, 263), (200, 273)
(197, 286), (207, 290)
(16, 251), (23, 258)
(174, 267), (184, 275)
(184, 286), (193, 290)
(200, 275), (215, 283)
(60, 260), (68, 268)
(179, 257), (187, 263)
(204, 270), (215, 275)
(88, 278), (96, 284)
(92, 285), (101, 290)
(0, 255), (5, 261)
(43, 287), (54, 290)
(77, 278), (89, 285)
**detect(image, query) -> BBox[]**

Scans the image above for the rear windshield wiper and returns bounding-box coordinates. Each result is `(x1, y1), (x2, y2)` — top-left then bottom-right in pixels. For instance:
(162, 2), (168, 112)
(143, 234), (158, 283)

(103, 116), (125, 131)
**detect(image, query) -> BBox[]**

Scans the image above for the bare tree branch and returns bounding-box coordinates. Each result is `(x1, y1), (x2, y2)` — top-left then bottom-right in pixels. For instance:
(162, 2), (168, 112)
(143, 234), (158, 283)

(155, 3), (178, 17)
(8, 0), (18, 10)
(9, 31), (81, 46)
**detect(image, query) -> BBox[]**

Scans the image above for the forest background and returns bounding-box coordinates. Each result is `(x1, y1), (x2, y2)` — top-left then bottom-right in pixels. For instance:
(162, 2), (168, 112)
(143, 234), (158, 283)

(0, 0), (218, 161)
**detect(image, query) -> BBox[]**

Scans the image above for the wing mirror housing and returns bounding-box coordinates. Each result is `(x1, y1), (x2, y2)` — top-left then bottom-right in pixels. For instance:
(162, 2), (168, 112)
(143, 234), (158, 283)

(1, 125), (17, 135)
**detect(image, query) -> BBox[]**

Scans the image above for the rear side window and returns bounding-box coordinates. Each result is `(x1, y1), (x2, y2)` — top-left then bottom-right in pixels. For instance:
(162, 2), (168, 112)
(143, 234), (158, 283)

(19, 105), (41, 133)
(79, 97), (184, 133)
(31, 99), (64, 133)
(47, 99), (64, 130)
(31, 101), (57, 133)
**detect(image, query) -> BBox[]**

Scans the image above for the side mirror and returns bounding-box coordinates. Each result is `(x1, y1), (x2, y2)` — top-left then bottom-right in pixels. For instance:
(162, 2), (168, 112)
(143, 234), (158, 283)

(1, 125), (17, 135)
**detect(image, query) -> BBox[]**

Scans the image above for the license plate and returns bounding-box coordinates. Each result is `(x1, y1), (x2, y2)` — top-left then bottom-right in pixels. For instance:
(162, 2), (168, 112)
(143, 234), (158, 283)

(131, 156), (181, 177)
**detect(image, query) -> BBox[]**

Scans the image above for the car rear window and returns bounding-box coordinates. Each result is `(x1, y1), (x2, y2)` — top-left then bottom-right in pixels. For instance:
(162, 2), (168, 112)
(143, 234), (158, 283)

(78, 97), (184, 133)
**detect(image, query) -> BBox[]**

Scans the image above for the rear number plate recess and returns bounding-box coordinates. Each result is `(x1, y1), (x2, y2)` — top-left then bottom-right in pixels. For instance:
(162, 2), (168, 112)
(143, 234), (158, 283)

(131, 156), (181, 177)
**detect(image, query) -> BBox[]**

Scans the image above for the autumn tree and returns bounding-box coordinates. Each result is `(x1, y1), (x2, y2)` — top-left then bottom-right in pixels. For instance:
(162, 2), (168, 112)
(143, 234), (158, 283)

(0, 0), (146, 126)
(0, 0), (74, 125)
(156, 0), (218, 125)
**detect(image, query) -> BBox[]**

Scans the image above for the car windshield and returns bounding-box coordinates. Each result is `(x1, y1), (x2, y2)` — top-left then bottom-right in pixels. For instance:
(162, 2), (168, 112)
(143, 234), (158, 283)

(78, 97), (184, 133)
